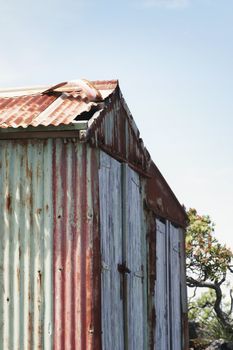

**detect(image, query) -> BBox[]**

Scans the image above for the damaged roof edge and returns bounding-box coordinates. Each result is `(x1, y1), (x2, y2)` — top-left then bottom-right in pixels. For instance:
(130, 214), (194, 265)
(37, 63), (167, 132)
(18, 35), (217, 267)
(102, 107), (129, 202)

(0, 80), (119, 98)
(0, 120), (89, 134)
(0, 79), (117, 129)
(147, 161), (188, 226)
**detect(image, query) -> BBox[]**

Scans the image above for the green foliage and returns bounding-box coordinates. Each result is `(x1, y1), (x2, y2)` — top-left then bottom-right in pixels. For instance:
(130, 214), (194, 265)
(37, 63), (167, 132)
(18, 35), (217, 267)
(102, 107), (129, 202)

(186, 208), (233, 283)
(186, 208), (233, 340)
(189, 290), (233, 342)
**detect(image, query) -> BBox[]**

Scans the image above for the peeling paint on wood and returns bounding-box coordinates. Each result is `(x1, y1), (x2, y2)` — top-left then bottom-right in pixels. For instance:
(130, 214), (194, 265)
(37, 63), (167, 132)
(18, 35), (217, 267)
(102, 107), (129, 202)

(155, 220), (183, 350)
(124, 165), (145, 350)
(99, 151), (124, 350)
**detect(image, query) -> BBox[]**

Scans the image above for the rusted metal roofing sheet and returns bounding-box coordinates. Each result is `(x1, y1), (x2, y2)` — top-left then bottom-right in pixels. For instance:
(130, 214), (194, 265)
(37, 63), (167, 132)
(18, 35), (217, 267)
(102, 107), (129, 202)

(0, 80), (117, 129)
(145, 162), (187, 227)
(0, 138), (100, 349)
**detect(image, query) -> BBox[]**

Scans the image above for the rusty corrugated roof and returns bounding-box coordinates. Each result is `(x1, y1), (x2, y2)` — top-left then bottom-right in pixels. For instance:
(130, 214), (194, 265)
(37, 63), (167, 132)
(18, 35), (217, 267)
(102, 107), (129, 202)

(0, 79), (118, 129)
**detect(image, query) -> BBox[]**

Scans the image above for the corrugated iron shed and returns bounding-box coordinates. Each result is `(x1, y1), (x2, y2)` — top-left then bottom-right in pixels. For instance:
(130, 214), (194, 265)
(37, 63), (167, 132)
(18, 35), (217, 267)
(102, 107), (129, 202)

(0, 78), (186, 226)
(0, 79), (188, 350)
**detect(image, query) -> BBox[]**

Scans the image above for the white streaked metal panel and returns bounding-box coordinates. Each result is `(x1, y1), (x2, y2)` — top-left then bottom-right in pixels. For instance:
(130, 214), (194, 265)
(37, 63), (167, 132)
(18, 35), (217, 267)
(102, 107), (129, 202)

(124, 165), (144, 350)
(0, 140), (53, 350)
(170, 224), (182, 350)
(155, 219), (168, 350)
(99, 151), (124, 350)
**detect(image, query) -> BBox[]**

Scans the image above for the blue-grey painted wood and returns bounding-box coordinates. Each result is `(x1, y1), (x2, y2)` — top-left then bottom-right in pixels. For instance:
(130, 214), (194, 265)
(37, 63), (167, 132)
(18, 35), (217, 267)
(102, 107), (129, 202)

(155, 219), (168, 350)
(179, 228), (188, 314)
(155, 220), (183, 350)
(124, 165), (144, 350)
(170, 225), (182, 350)
(166, 221), (171, 350)
(99, 151), (124, 350)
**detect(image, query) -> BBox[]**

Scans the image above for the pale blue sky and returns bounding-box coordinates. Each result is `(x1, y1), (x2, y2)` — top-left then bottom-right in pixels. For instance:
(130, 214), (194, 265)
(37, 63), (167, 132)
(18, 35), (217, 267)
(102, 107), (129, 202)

(1, 0), (233, 247)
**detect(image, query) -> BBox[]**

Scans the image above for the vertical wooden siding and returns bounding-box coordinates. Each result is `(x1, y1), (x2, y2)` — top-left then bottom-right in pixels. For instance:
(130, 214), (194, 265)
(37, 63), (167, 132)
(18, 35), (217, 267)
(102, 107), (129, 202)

(99, 154), (145, 350)
(169, 224), (181, 350)
(124, 165), (145, 350)
(155, 220), (168, 350)
(155, 219), (182, 350)
(99, 151), (124, 350)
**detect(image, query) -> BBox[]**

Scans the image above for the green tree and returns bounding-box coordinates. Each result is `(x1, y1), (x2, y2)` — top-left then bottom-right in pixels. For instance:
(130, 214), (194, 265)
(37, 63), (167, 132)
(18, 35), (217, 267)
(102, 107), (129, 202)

(189, 290), (233, 341)
(186, 208), (233, 334)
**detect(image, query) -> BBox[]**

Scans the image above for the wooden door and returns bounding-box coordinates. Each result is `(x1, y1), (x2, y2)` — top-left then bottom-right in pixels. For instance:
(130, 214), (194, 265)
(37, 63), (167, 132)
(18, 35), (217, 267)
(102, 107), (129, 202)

(123, 165), (145, 350)
(99, 155), (145, 350)
(169, 224), (181, 350)
(155, 220), (182, 350)
(155, 219), (169, 350)
(99, 152), (124, 350)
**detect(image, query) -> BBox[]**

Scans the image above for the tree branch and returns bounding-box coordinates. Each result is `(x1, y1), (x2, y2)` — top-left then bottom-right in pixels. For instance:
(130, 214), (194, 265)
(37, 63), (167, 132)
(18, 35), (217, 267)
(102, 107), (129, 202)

(187, 276), (233, 329)
(227, 289), (233, 316)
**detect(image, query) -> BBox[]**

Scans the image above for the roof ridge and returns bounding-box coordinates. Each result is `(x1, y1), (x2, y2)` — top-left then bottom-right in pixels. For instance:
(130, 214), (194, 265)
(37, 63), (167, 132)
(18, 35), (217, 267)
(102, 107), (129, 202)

(0, 79), (118, 98)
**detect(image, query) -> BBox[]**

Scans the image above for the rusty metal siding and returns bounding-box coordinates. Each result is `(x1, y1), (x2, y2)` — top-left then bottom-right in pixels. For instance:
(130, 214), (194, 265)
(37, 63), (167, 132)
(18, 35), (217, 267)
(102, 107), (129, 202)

(0, 139), (98, 350)
(99, 151), (124, 350)
(145, 163), (187, 228)
(0, 140), (54, 350)
(52, 140), (97, 350)
(87, 92), (150, 175)
(0, 94), (57, 128)
(0, 80), (117, 129)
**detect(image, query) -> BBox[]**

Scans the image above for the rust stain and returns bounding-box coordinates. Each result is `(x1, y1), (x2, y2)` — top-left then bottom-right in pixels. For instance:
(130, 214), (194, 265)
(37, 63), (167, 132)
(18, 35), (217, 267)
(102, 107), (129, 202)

(145, 162), (187, 228)
(0, 80), (117, 129)
(17, 268), (20, 293)
(37, 270), (42, 289)
(28, 311), (32, 348)
(26, 162), (32, 180)
(26, 194), (33, 207)
(6, 193), (11, 212)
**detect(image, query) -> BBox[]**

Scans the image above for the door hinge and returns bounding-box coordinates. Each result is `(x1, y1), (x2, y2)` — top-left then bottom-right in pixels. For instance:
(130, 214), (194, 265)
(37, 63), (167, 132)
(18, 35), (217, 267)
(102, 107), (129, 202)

(118, 262), (131, 274)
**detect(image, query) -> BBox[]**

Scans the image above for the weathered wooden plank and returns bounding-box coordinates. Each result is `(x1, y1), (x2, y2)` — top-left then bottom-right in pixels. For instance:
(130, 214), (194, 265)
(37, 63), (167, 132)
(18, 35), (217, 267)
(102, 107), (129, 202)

(155, 219), (168, 350)
(169, 224), (182, 350)
(179, 228), (188, 314)
(166, 221), (171, 350)
(99, 151), (124, 350)
(124, 165), (145, 350)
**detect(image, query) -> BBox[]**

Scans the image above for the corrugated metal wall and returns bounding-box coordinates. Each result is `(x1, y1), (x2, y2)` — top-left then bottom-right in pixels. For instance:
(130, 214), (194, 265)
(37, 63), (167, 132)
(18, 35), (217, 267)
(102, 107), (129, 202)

(0, 137), (187, 350)
(0, 140), (54, 350)
(0, 139), (98, 350)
